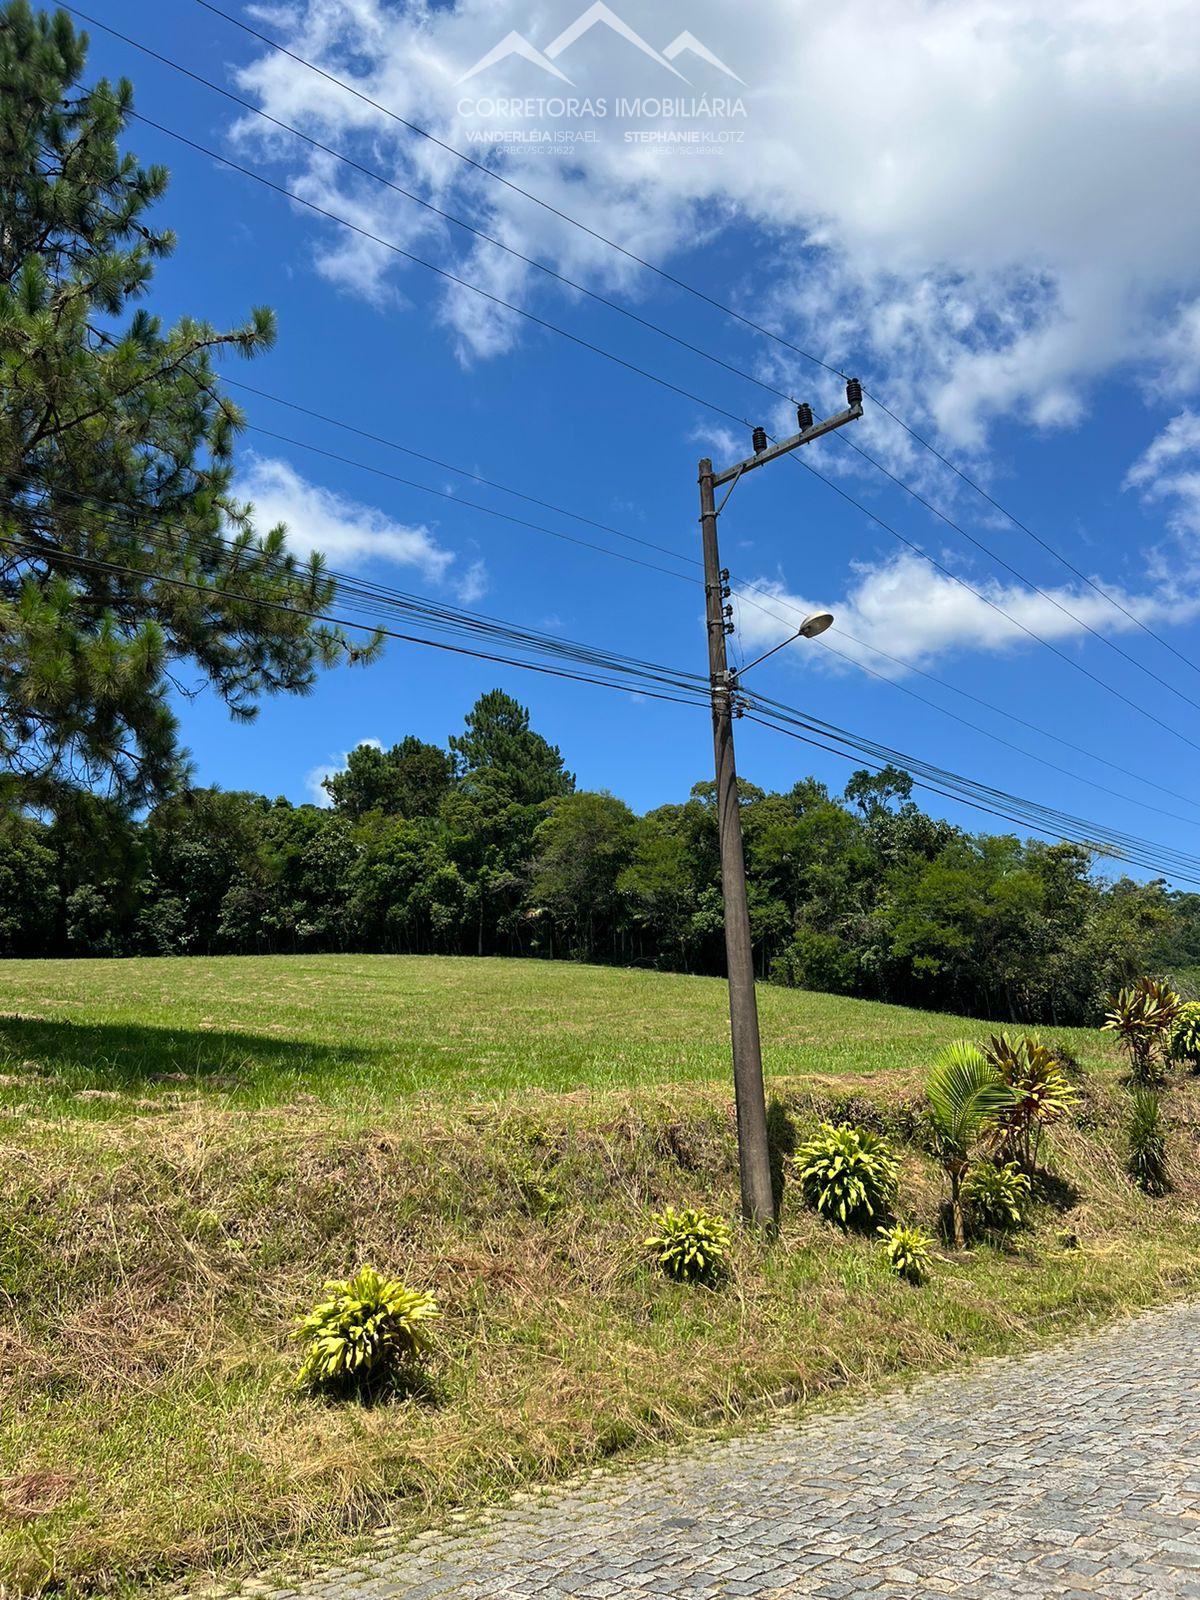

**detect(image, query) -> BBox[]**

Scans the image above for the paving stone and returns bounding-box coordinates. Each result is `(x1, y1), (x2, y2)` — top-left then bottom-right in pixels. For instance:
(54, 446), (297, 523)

(235, 1302), (1200, 1598)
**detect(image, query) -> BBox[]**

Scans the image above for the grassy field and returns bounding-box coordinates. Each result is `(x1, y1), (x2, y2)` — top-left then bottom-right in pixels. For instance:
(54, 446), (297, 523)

(2, 955), (1197, 1597)
(0, 954), (1118, 1114)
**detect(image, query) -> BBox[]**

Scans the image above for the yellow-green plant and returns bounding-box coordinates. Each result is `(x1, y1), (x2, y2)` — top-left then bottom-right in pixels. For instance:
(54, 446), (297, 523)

(984, 1033), (1078, 1168)
(295, 1266), (439, 1392)
(963, 1158), (1031, 1232)
(1103, 977), (1182, 1084)
(644, 1205), (732, 1283)
(794, 1122), (899, 1230)
(878, 1222), (932, 1284)
(1168, 1001), (1200, 1070)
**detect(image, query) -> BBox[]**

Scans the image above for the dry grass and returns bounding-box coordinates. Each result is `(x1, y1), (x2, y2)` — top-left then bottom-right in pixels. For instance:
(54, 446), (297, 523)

(3, 1041), (1200, 1597)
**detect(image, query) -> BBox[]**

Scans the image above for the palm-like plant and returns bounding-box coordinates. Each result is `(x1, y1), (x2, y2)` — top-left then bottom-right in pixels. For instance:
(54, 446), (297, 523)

(1103, 978), (1182, 1084)
(926, 1042), (1018, 1247)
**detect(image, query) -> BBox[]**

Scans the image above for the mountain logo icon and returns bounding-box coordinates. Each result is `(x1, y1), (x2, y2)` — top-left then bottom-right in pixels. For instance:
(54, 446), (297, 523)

(455, 4), (745, 87)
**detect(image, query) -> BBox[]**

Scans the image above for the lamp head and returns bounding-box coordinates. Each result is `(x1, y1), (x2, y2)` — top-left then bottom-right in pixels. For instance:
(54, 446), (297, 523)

(799, 611), (834, 639)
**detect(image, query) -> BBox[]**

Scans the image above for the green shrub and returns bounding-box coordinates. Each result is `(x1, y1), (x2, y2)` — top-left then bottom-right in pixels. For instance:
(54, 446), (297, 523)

(513, 1161), (564, 1221)
(1168, 1001), (1200, 1069)
(1127, 1089), (1169, 1195)
(878, 1222), (932, 1284)
(295, 1266), (439, 1392)
(794, 1122), (899, 1229)
(643, 1205), (732, 1284)
(1046, 1040), (1085, 1081)
(963, 1159), (1031, 1232)
(769, 926), (857, 994)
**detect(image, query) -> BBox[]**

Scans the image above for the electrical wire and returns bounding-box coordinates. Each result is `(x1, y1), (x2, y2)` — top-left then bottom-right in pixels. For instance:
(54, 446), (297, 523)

(94, 102), (1200, 755)
(6, 509), (1200, 882)
(13, 466), (1200, 833)
(61, 6), (801, 418)
(837, 432), (1200, 712)
(787, 451), (1200, 755)
(189, 0), (1200, 681)
(193, 381), (1200, 816)
(38, 78), (1200, 752)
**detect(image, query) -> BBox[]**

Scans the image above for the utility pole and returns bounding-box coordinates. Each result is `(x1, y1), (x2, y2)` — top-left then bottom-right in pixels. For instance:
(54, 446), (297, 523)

(698, 380), (863, 1228)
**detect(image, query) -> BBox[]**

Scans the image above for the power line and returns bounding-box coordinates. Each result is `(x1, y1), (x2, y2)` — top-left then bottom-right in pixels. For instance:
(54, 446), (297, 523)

(7, 512), (1200, 883)
(853, 394), (1200, 681)
(190, 0), (1200, 683)
(787, 451), (1200, 756)
(823, 626), (1200, 816)
(814, 632), (1200, 829)
(837, 432), (1200, 713)
(65, 13), (1200, 717)
(238, 422), (697, 583)
(44, 75), (1200, 750)
(202, 382), (1200, 817)
(61, 6), (801, 418)
(0, 525), (712, 707)
(23, 64), (1200, 794)
(743, 698), (1200, 882)
(223, 377), (695, 560)
(13, 454), (1200, 834)
(741, 711), (1198, 887)
(101, 103), (1200, 755)
(2, 495), (708, 693)
(117, 107), (756, 435)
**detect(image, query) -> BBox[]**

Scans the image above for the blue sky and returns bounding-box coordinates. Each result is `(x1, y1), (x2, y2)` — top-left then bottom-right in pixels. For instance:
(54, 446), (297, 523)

(80, 0), (1200, 881)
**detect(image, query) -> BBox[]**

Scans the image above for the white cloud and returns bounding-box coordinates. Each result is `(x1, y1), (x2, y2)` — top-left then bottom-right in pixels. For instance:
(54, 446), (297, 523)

(1124, 411), (1200, 547)
(455, 557), (489, 604)
(305, 736), (382, 806)
(239, 454), (487, 592)
(734, 551), (1200, 674)
(227, 0), (1200, 450)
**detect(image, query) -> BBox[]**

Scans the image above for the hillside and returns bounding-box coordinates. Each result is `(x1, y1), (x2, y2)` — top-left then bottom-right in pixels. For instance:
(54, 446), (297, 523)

(2, 955), (1197, 1595)
(0, 953), (1118, 1116)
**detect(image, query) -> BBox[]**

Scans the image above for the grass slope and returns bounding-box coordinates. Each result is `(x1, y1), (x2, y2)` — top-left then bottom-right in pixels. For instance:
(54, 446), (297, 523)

(1, 956), (1196, 1596)
(0, 954), (1115, 1113)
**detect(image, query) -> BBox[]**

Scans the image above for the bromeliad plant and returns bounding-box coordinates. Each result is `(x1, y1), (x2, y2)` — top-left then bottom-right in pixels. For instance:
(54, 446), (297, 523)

(1103, 977), (1182, 1084)
(295, 1266), (439, 1394)
(644, 1205), (732, 1284)
(926, 1043), (1018, 1248)
(984, 1033), (1078, 1168)
(1168, 1001), (1200, 1071)
(878, 1222), (933, 1285)
(963, 1159), (1031, 1233)
(794, 1122), (899, 1230)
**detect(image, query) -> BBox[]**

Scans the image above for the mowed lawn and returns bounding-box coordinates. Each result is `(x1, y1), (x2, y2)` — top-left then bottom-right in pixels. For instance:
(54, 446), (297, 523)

(0, 954), (1116, 1112)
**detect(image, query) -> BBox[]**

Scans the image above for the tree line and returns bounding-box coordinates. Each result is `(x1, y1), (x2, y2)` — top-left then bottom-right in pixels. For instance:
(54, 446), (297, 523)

(2, 687), (1196, 1024)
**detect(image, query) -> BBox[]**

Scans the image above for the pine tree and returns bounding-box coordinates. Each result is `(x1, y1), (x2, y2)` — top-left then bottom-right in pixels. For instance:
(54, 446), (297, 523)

(449, 689), (575, 806)
(0, 1), (377, 812)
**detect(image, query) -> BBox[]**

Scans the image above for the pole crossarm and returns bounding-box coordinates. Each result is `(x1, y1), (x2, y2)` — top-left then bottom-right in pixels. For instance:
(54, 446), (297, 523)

(712, 394), (863, 489)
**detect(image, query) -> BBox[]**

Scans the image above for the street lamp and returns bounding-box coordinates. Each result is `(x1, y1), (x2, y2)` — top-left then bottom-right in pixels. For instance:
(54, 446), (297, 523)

(798, 610), (834, 639)
(735, 611), (835, 678)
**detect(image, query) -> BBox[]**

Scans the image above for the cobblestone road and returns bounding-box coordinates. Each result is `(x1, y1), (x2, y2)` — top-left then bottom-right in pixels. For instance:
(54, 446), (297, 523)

(262, 1302), (1200, 1599)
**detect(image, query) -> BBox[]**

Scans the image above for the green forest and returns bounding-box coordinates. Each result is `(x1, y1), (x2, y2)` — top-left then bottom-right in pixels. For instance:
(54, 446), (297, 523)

(1, 687), (1195, 1022)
